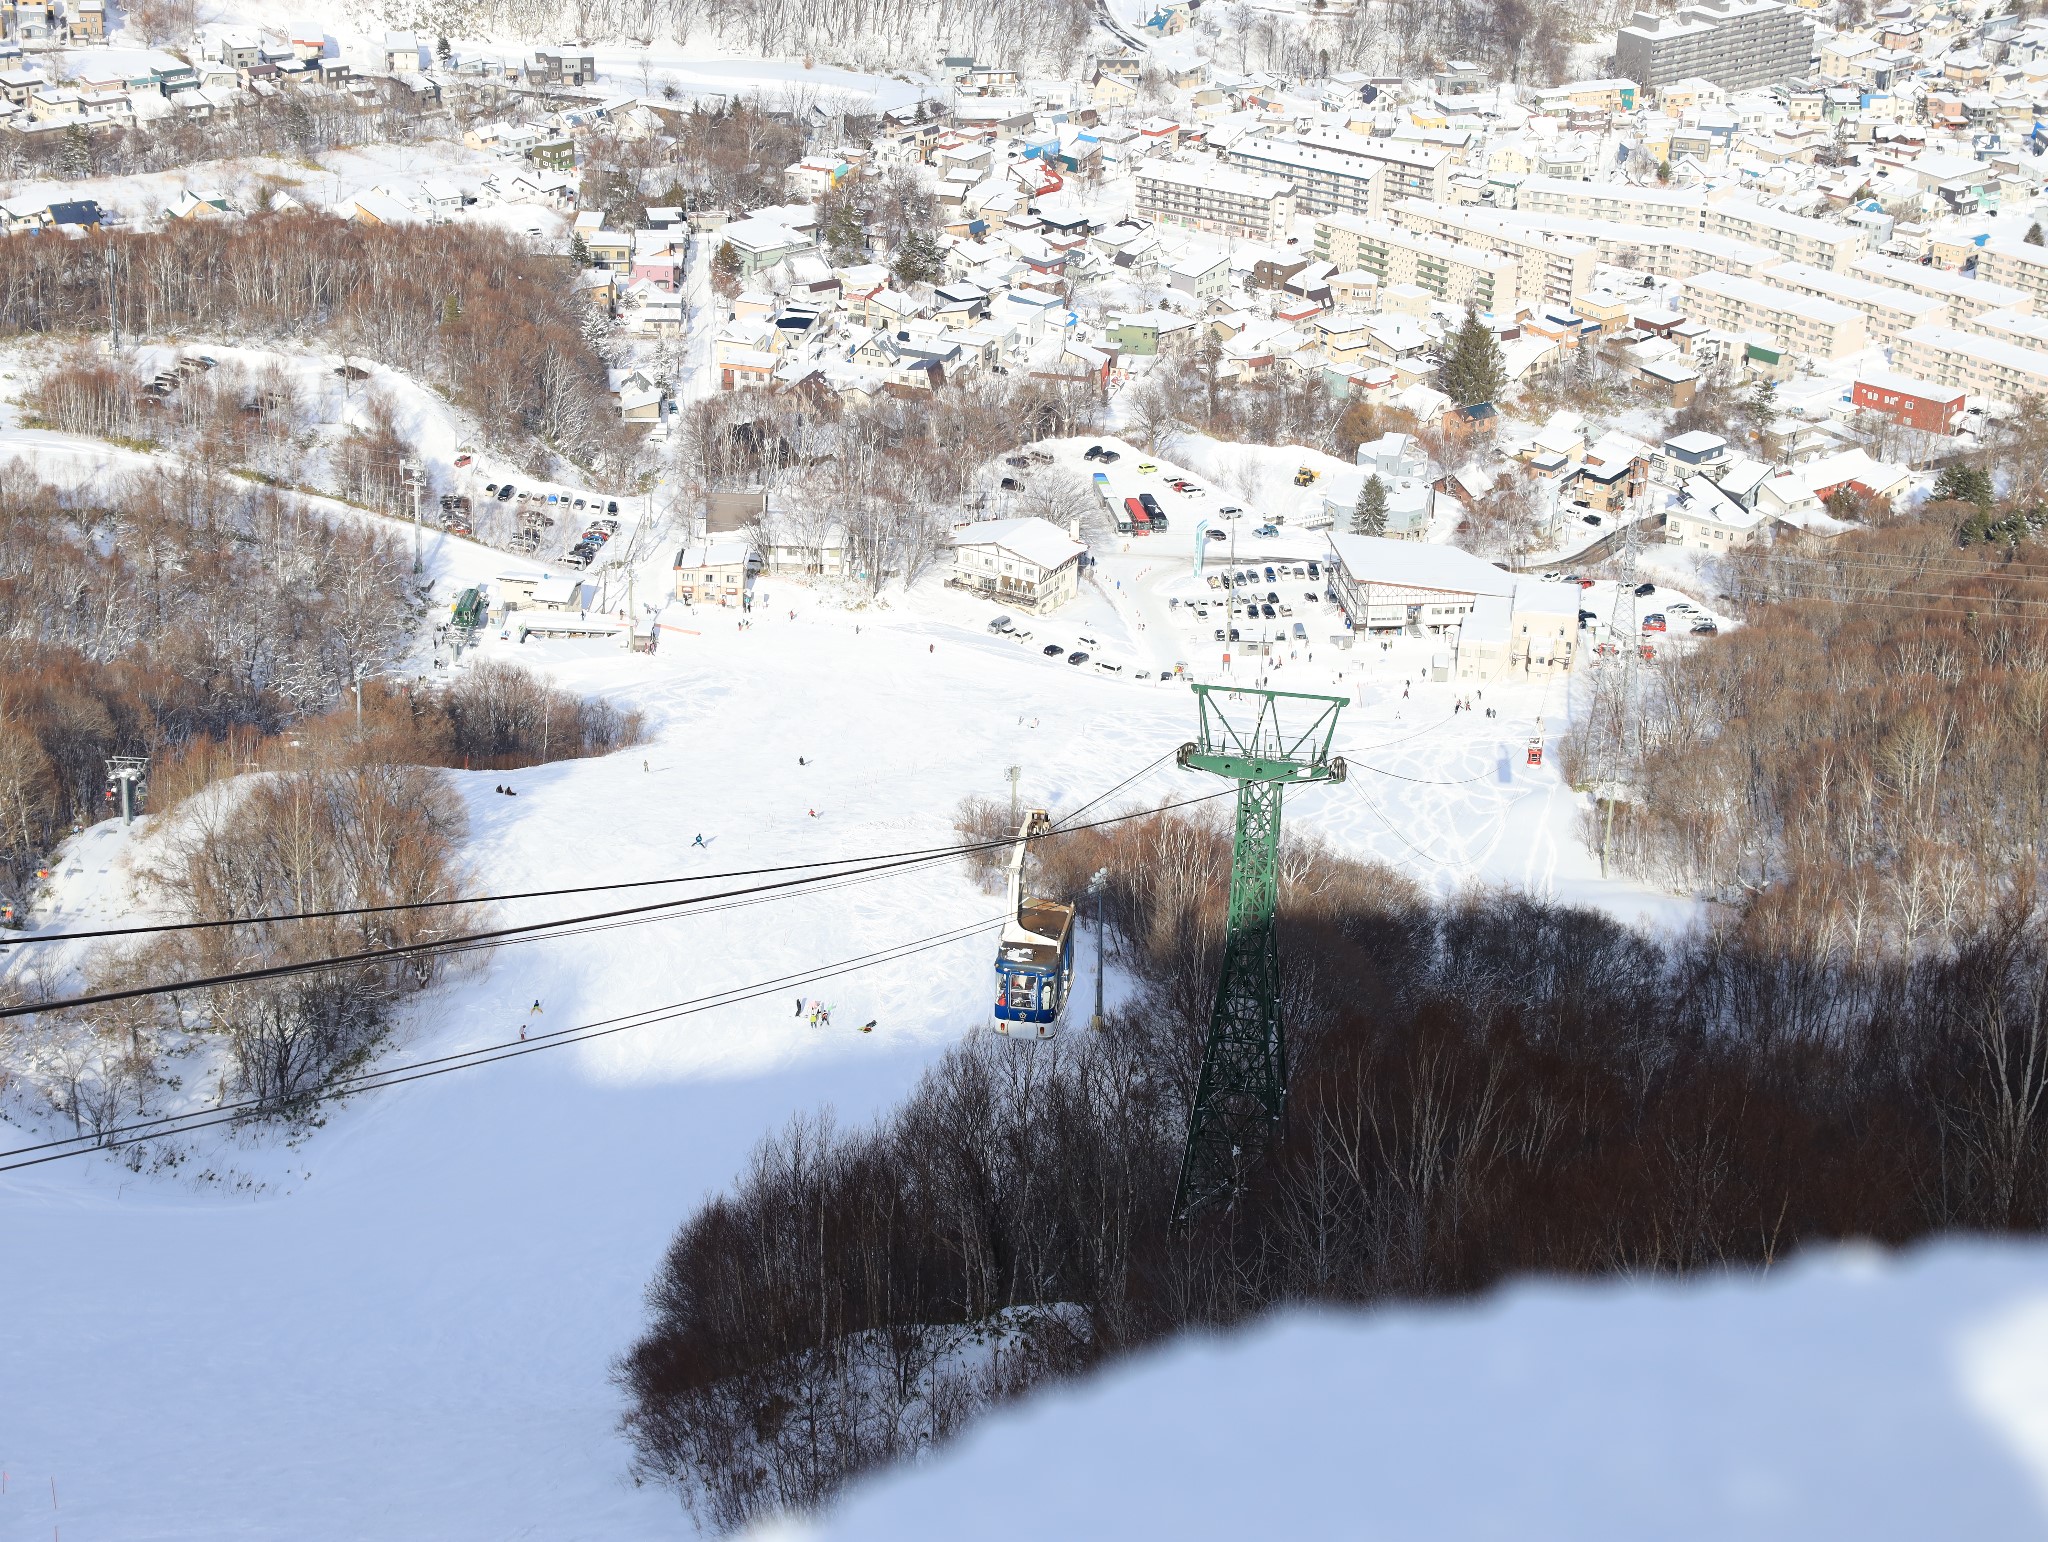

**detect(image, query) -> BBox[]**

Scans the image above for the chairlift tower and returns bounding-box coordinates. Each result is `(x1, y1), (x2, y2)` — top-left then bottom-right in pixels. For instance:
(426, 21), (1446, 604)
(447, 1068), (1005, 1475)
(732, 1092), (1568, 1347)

(1171, 684), (1346, 1230)
(105, 756), (149, 826)
(1597, 503), (1645, 878)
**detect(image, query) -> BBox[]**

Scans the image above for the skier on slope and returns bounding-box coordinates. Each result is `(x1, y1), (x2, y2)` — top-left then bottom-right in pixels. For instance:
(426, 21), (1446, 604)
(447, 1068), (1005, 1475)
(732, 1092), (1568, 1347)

(692, 833), (707, 848)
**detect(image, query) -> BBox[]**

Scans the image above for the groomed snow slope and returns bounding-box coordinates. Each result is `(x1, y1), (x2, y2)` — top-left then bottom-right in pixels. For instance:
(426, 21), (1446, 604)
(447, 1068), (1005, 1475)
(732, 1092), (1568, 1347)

(2, 481), (1672, 1536)
(796, 1241), (2048, 1541)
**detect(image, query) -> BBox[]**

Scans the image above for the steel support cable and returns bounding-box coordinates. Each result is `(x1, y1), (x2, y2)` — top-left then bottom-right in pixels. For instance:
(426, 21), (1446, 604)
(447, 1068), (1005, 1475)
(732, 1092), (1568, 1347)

(0, 915), (1010, 1172)
(0, 788), (1239, 1022)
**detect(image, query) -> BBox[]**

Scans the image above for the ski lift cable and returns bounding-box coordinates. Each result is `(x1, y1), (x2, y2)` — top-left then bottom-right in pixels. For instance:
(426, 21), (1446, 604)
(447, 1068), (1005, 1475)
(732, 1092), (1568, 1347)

(0, 914), (1011, 1173)
(0, 788), (1241, 1023)
(5, 762), (1204, 949)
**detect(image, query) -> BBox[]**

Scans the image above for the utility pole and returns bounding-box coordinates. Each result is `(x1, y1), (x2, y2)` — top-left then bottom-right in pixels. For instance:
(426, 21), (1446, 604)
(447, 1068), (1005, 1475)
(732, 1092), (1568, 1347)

(1171, 685), (1347, 1230)
(402, 461), (425, 574)
(1088, 867), (1108, 1031)
(1005, 764), (1021, 825)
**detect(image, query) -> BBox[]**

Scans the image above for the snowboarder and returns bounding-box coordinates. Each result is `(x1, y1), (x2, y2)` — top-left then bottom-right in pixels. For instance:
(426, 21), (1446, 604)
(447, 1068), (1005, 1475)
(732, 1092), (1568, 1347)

(531, 999), (542, 1014)
(795, 997), (804, 1016)
(808, 808), (819, 818)
(861, 1020), (876, 1034)
(692, 834), (706, 848)
(519, 1025), (527, 1041)
(928, 643), (934, 653)
(799, 756), (808, 766)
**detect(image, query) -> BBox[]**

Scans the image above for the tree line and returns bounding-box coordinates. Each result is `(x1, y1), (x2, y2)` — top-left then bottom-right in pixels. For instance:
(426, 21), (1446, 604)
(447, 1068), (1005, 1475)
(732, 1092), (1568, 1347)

(1567, 510), (2048, 966)
(618, 795), (2048, 1529)
(0, 215), (630, 476)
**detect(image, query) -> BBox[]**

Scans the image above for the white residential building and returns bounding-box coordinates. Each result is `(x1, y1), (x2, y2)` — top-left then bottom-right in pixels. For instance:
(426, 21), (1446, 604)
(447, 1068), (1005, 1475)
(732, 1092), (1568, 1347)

(1133, 159), (1295, 242)
(950, 517), (1086, 612)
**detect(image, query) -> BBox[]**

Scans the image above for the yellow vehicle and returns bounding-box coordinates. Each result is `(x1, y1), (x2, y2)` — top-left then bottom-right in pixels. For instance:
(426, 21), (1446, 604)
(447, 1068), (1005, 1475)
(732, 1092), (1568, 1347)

(1292, 466), (1317, 486)
(1137, 462), (1158, 474)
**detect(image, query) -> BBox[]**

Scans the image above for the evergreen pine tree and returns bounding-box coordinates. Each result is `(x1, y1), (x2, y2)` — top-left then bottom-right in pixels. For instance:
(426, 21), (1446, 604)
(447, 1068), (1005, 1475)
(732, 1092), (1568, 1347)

(822, 197), (866, 263)
(1353, 473), (1388, 535)
(1932, 462), (1994, 509)
(711, 241), (742, 297)
(891, 229), (943, 286)
(1436, 307), (1506, 409)
(2028, 222), (2045, 247)
(62, 123), (90, 179)
(569, 231), (592, 270)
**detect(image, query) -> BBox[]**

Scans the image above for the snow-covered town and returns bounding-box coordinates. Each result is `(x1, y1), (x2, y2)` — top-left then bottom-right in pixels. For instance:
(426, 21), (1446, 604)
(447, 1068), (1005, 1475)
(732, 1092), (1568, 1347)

(4, 0), (2048, 1535)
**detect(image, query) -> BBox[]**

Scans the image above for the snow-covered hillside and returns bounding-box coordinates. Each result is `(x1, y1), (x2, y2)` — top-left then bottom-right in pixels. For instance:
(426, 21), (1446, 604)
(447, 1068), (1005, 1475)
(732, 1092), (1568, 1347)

(795, 1242), (2048, 1541)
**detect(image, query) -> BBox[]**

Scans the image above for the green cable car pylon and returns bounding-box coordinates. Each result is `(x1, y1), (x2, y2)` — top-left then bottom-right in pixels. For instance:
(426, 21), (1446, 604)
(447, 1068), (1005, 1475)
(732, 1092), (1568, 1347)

(1172, 684), (1347, 1230)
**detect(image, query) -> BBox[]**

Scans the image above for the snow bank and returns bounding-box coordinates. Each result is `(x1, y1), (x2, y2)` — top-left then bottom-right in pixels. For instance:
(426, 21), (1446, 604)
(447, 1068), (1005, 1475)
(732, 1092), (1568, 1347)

(796, 1241), (2048, 1540)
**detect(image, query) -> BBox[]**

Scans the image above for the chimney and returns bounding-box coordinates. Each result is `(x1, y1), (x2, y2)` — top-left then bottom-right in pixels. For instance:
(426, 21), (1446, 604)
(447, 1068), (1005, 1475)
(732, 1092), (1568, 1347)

(1069, 516), (1082, 541)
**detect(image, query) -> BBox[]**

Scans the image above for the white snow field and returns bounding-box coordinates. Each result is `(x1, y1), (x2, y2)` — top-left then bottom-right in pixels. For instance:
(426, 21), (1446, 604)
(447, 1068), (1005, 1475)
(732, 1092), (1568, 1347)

(798, 1241), (2048, 1542)
(4, 454), (1677, 1536)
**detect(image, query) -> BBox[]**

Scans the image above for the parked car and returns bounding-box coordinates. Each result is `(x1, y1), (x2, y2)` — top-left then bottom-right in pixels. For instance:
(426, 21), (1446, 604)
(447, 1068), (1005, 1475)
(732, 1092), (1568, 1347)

(1292, 622), (1308, 640)
(1219, 505), (1243, 516)
(1005, 455), (1030, 468)
(1205, 528), (1226, 542)
(1067, 651), (1088, 665)
(1582, 514), (1600, 525)
(1691, 620), (1720, 635)
(496, 484), (516, 501)
(1097, 450), (1120, 463)
(988, 615), (1015, 634)
(1263, 566), (1276, 581)
(1260, 603), (1276, 620)
(1303, 591), (1318, 604)
(1643, 613), (1668, 633)
(1256, 523), (1280, 538)
(453, 454), (473, 469)
(1635, 582), (1657, 597)
(1137, 462), (1157, 474)
(1001, 477), (1023, 491)
(1307, 561), (1320, 579)
(605, 500), (619, 515)
(1083, 445), (1105, 460)
(1214, 628), (1227, 642)
(1043, 643), (1064, 656)
(1266, 591), (1279, 604)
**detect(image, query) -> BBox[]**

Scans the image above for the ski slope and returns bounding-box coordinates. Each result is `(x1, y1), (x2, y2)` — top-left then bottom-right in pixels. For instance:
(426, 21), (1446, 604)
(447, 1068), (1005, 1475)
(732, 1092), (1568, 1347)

(798, 1241), (2048, 1541)
(4, 494), (1679, 1537)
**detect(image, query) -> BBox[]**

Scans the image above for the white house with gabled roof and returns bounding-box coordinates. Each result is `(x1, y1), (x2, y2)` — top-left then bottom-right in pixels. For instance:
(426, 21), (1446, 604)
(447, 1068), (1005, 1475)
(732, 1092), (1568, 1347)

(949, 516), (1086, 612)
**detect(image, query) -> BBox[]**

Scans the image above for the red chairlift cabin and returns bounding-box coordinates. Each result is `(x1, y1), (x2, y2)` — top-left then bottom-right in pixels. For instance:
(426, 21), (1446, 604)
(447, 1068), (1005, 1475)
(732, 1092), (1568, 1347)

(1526, 737), (1544, 766)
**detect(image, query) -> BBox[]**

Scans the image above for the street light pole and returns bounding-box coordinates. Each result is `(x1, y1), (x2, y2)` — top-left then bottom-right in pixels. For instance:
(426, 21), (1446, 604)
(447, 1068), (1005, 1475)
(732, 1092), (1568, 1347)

(403, 461), (424, 574)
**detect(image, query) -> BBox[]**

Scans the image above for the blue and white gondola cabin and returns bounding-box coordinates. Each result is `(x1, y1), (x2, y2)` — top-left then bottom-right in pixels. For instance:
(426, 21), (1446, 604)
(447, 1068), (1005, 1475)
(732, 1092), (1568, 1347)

(993, 809), (1076, 1038)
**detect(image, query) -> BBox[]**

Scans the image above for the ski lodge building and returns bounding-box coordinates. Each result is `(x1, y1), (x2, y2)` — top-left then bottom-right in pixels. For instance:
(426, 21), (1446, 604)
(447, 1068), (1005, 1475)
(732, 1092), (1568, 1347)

(1326, 533), (1580, 678)
(949, 517), (1087, 612)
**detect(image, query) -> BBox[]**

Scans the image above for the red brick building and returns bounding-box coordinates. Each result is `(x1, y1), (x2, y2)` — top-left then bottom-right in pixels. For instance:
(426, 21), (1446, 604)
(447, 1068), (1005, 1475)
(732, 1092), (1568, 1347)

(1852, 371), (1965, 433)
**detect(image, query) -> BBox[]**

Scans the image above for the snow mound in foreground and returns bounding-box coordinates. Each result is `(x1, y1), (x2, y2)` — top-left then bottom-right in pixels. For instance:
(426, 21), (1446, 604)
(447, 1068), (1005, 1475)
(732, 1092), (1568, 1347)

(783, 1241), (2048, 1539)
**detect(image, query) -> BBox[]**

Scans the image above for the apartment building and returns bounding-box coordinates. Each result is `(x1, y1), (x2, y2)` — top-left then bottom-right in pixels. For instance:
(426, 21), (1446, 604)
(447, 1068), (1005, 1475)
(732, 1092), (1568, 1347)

(1438, 203), (1777, 282)
(1390, 202), (1598, 307)
(1220, 134), (1383, 218)
(1292, 126), (1453, 204)
(1960, 308), (2048, 351)
(1315, 214), (1522, 314)
(1704, 199), (1867, 271)
(1514, 175), (1705, 230)
(1976, 239), (2048, 308)
(1133, 158), (1295, 242)
(1615, 0), (1815, 92)
(1895, 324), (2048, 406)
(1849, 252), (2028, 319)
(1679, 270), (1868, 360)
(1752, 259), (1944, 346)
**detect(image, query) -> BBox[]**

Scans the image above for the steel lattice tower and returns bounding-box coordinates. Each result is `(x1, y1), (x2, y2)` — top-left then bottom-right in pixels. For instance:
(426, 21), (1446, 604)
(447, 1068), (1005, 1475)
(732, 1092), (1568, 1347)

(1171, 685), (1346, 1230)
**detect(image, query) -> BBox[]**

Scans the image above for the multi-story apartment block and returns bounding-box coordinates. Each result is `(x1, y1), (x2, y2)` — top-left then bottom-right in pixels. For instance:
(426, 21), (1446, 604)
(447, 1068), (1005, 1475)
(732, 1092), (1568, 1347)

(1389, 203), (1598, 308)
(1448, 204), (1778, 282)
(1219, 134), (1384, 218)
(1976, 240), (2048, 308)
(1133, 159), (1295, 243)
(1679, 270), (1868, 360)
(1704, 199), (1866, 271)
(1314, 214), (1521, 315)
(1850, 253), (2029, 319)
(1514, 175), (1705, 229)
(1752, 259), (1944, 346)
(1895, 325), (2048, 406)
(1291, 126), (1453, 204)
(1615, 0), (1815, 92)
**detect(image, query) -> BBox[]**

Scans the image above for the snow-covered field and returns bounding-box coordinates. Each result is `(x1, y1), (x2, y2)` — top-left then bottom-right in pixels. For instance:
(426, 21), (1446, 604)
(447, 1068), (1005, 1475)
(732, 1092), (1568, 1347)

(796, 1241), (2048, 1541)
